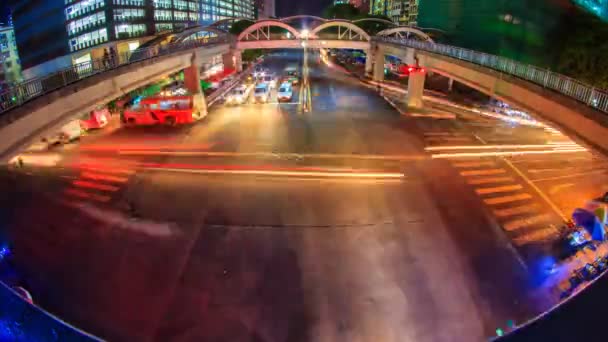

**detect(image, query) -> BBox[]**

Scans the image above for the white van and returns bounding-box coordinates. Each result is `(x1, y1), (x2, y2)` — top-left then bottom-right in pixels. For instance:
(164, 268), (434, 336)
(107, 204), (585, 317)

(253, 83), (271, 103)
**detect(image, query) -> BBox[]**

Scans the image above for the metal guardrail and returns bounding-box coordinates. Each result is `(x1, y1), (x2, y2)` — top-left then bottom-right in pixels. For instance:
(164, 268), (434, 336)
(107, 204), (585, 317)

(378, 37), (608, 114)
(0, 36), (231, 115)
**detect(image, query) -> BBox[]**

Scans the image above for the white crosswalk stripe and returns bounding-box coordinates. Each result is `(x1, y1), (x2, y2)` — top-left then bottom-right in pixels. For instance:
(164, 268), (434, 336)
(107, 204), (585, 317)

(503, 214), (552, 232)
(460, 168), (506, 176)
(493, 204), (540, 218)
(475, 184), (523, 195)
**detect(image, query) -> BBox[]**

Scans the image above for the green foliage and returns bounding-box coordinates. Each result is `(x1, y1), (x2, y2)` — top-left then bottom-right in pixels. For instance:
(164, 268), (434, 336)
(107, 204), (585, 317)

(242, 49), (263, 62)
(322, 3), (392, 35)
(322, 3), (360, 20)
(549, 8), (608, 89)
(229, 19), (255, 35)
(355, 14), (392, 35)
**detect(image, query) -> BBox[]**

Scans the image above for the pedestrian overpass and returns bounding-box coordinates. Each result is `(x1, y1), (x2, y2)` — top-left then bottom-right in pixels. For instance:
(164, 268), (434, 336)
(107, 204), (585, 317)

(2, 16), (608, 162)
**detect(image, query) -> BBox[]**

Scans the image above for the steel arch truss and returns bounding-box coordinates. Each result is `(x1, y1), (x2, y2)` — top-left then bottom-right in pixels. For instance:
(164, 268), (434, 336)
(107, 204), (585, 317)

(174, 25), (228, 43)
(376, 27), (434, 42)
(280, 15), (327, 23)
(237, 20), (301, 41)
(310, 21), (371, 41)
(352, 18), (397, 27)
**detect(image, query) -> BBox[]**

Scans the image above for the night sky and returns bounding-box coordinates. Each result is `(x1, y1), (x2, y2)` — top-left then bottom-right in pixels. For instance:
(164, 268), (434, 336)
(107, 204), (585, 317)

(276, 0), (332, 17)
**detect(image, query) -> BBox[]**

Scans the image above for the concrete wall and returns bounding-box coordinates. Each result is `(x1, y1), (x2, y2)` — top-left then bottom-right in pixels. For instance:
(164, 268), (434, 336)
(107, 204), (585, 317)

(378, 42), (608, 153)
(0, 44), (230, 163)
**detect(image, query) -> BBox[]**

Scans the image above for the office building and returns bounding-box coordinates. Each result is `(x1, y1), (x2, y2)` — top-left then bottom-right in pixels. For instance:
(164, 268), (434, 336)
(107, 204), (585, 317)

(370, 0), (417, 25)
(256, 0), (276, 19)
(334, 0), (370, 13)
(0, 25), (22, 85)
(10, 0), (255, 79)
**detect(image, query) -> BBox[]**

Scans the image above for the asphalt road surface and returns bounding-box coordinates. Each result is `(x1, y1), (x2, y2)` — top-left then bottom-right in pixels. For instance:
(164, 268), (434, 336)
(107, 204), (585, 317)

(2, 50), (602, 342)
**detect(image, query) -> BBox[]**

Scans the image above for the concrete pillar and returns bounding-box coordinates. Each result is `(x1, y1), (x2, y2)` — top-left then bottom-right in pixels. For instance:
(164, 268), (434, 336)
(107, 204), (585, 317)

(184, 53), (207, 118)
(365, 50), (373, 76)
(234, 50), (243, 72)
(448, 78), (454, 92)
(407, 69), (426, 109)
(223, 50), (241, 72)
(373, 52), (385, 82)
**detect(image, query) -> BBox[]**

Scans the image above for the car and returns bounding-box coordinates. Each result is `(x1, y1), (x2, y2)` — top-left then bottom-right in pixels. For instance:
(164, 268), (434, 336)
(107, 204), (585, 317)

(253, 83), (271, 103)
(285, 70), (299, 85)
(277, 82), (293, 102)
(225, 85), (251, 105)
(80, 106), (109, 131)
(262, 74), (277, 89)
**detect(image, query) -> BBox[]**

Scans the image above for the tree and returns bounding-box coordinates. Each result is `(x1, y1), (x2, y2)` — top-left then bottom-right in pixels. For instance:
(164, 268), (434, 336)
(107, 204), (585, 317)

(548, 9), (608, 89)
(322, 3), (360, 20)
(229, 19), (255, 35)
(354, 14), (393, 35)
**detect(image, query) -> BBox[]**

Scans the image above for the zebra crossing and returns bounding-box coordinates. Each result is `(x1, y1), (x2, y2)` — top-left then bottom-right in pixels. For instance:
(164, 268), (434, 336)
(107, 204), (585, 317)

(62, 166), (134, 205)
(451, 159), (559, 246)
(419, 129), (562, 247)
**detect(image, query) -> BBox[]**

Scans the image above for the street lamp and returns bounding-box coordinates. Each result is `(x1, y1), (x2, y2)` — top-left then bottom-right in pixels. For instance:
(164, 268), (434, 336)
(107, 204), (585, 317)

(301, 29), (309, 39)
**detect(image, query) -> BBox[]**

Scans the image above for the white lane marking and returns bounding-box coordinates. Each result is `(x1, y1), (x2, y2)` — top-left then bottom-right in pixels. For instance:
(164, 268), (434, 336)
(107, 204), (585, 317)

(78, 166), (136, 175)
(64, 188), (111, 203)
(503, 214), (552, 232)
(531, 170), (607, 182)
(475, 184), (523, 195)
(72, 180), (120, 192)
(423, 132), (459, 136)
(431, 149), (587, 159)
(144, 167), (406, 179)
(425, 136), (471, 142)
(493, 204), (541, 218)
(484, 193), (532, 205)
(452, 161), (496, 168)
(460, 168), (506, 176)
(549, 183), (574, 195)
(81, 171), (129, 183)
(117, 150), (427, 161)
(466, 176), (514, 185)
(513, 227), (558, 246)
(426, 143), (583, 151)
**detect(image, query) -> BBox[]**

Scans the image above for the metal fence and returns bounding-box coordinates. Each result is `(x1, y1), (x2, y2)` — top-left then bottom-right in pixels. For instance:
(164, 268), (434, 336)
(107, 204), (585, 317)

(0, 36), (231, 115)
(378, 37), (608, 114)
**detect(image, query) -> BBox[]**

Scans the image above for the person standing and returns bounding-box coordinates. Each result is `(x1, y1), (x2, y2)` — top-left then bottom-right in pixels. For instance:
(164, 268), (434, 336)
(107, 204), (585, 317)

(103, 49), (110, 68)
(109, 47), (117, 67)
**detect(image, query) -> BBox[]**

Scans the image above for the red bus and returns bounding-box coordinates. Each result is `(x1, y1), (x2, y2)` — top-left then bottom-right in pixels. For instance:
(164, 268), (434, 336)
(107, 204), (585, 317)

(123, 96), (200, 126)
(80, 106), (110, 130)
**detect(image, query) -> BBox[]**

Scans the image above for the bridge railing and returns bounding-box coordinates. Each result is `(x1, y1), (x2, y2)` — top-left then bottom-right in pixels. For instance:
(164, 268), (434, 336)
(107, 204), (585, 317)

(0, 36), (231, 116)
(378, 37), (608, 114)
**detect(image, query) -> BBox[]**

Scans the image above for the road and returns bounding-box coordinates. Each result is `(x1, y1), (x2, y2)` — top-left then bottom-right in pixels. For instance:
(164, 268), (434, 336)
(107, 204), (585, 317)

(1, 49), (604, 341)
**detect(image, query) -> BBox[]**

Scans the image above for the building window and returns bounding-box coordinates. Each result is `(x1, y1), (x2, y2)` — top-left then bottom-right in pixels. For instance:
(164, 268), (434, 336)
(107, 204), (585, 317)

(115, 23), (146, 39)
(114, 8), (145, 21)
(174, 11), (188, 21)
(154, 10), (173, 21)
(155, 23), (173, 33)
(65, 0), (105, 20)
(66, 11), (106, 36)
(113, 0), (145, 5)
(69, 28), (108, 51)
(153, 0), (172, 9)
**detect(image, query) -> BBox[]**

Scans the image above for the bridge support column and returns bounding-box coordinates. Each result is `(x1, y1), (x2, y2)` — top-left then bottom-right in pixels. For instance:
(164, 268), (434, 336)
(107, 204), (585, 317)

(373, 52), (385, 82)
(448, 78), (454, 92)
(184, 53), (207, 118)
(223, 50), (242, 72)
(365, 50), (373, 76)
(407, 69), (426, 109)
